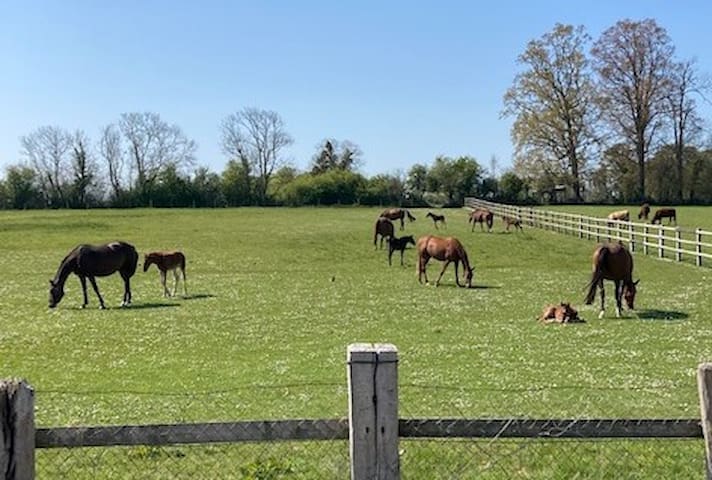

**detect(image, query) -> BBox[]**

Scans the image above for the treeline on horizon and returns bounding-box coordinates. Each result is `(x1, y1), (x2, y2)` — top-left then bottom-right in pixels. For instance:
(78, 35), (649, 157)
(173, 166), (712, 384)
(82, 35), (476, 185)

(4, 17), (712, 210)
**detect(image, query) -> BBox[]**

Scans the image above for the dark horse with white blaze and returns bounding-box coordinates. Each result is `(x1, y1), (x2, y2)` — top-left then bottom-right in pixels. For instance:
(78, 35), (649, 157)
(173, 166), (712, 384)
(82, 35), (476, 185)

(416, 235), (474, 288)
(584, 242), (639, 318)
(380, 208), (416, 230)
(49, 241), (138, 309)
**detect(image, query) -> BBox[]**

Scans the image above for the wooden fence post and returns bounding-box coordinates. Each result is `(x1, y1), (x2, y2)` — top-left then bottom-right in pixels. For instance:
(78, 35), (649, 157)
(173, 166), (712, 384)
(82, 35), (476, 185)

(697, 229), (703, 267)
(629, 223), (636, 253)
(675, 228), (682, 262)
(0, 379), (35, 480)
(698, 363), (712, 479)
(643, 225), (649, 255)
(348, 343), (399, 480)
(658, 226), (665, 258)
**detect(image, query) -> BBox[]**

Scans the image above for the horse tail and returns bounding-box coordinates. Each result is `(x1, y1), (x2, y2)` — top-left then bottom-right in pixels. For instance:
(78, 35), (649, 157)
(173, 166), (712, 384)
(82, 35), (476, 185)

(584, 247), (607, 304)
(127, 245), (139, 276)
(486, 212), (493, 230)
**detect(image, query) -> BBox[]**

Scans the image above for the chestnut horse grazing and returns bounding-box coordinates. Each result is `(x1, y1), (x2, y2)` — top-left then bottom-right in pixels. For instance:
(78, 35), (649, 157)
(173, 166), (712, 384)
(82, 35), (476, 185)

(607, 210), (629, 222)
(584, 242), (639, 318)
(380, 208), (416, 230)
(469, 209), (493, 232)
(144, 251), (187, 297)
(638, 203), (650, 220)
(416, 235), (474, 288)
(651, 208), (676, 225)
(426, 212), (446, 229)
(374, 217), (395, 249)
(49, 241), (138, 309)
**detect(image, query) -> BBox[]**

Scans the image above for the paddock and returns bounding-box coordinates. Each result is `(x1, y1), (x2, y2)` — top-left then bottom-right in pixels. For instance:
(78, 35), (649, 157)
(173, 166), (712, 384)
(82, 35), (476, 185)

(2, 207), (712, 477)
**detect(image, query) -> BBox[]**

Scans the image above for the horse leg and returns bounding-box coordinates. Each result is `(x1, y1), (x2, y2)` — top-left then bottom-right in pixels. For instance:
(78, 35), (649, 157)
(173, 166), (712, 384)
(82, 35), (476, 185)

(614, 280), (622, 318)
(400, 217), (404, 230)
(172, 269), (180, 296)
(87, 276), (106, 309)
(418, 256), (430, 284)
(161, 270), (169, 297)
(121, 272), (132, 306)
(388, 245), (394, 266)
(434, 261), (451, 287)
(181, 267), (187, 296)
(598, 279), (605, 319)
(400, 249), (405, 267)
(454, 261), (462, 287)
(77, 276), (89, 308)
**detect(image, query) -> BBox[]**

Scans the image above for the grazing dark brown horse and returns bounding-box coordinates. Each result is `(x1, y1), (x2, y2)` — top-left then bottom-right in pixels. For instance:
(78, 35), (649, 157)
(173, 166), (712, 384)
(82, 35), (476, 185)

(387, 235), (416, 266)
(380, 208), (416, 230)
(502, 215), (523, 231)
(584, 242), (639, 318)
(416, 235), (474, 288)
(426, 212), (446, 229)
(638, 203), (650, 220)
(469, 209), (493, 232)
(48, 241), (138, 309)
(651, 208), (677, 225)
(374, 217), (395, 249)
(144, 251), (187, 297)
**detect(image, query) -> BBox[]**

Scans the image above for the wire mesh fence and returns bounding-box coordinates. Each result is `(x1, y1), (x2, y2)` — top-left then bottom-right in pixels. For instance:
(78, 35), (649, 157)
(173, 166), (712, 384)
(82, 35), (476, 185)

(398, 383), (704, 479)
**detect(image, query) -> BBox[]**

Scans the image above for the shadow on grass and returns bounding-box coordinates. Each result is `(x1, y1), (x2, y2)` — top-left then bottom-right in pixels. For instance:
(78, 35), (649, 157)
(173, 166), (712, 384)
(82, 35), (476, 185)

(635, 309), (688, 321)
(179, 293), (216, 300)
(120, 302), (180, 310)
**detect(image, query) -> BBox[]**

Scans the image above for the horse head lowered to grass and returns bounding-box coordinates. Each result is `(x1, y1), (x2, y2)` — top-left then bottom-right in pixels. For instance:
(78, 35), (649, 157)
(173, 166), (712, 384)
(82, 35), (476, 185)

(49, 241), (138, 309)
(416, 235), (473, 288)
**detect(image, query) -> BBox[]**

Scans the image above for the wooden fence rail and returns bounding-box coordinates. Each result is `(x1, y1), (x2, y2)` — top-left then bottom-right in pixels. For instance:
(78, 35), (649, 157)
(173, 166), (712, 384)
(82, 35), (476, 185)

(5, 351), (712, 479)
(465, 198), (712, 267)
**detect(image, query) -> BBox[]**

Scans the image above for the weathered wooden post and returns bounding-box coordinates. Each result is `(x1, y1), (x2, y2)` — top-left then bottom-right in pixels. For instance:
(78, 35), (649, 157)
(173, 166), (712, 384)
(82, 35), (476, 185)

(643, 225), (649, 255)
(658, 226), (665, 258)
(348, 344), (399, 480)
(697, 229), (703, 267)
(698, 363), (712, 479)
(629, 222), (636, 253)
(675, 227), (682, 262)
(0, 379), (35, 480)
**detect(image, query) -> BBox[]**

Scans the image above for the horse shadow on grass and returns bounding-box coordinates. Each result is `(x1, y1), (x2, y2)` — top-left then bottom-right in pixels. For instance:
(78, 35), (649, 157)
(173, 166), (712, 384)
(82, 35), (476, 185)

(635, 309), (688, 321)
(178, 293), (216, 301)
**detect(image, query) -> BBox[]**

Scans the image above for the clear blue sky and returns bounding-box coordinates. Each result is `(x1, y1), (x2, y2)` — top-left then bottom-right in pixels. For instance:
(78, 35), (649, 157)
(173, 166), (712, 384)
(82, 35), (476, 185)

(1, 1), (711, 177)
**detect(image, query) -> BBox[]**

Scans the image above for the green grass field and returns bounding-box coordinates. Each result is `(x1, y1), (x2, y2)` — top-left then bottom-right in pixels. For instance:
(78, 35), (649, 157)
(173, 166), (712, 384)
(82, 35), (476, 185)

(2, 206), (712, 478)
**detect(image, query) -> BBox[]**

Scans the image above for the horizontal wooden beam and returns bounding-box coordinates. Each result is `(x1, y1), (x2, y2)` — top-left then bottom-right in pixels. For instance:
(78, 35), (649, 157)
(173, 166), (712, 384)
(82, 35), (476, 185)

(399, 418), (703, 439)
(36, 418), (702, 448)
(36, 419), (349, 448)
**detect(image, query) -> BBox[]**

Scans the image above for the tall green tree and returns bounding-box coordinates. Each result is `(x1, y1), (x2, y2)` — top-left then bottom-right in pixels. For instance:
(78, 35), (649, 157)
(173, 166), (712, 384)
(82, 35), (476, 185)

(591, 18), (675, 200)
(426, 156), (482, 206)
(503, 23), (596, 202)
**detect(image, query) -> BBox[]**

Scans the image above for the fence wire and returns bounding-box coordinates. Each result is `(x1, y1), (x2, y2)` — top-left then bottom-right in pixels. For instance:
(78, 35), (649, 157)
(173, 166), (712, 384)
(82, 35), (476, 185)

(33, 383), (704, 479)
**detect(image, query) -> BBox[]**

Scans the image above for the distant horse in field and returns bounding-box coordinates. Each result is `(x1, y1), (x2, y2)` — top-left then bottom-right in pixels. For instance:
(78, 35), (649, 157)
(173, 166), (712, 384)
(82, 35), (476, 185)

(416, 235), (474, 288)
(651, 208), (677, 225)
(584, 242), (639, 319)
(469, 209), (493, 232)
(48, 241), (138, 309)
(538, 303), (584, 324)
(374, 217), (395, 249)
(638, 203), (650, 220)
(387, 235), (416, 266)
(380, 208), (416, 230)
(426, 212), (446, 229)
(502, 215), (523, 232)
(144, 251), (187, 297)
(607, 210), (630, 222)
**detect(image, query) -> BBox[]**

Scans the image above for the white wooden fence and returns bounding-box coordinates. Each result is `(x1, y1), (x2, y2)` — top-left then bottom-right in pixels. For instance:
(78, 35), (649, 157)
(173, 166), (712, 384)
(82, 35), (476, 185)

(465, 198), (712, 267)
